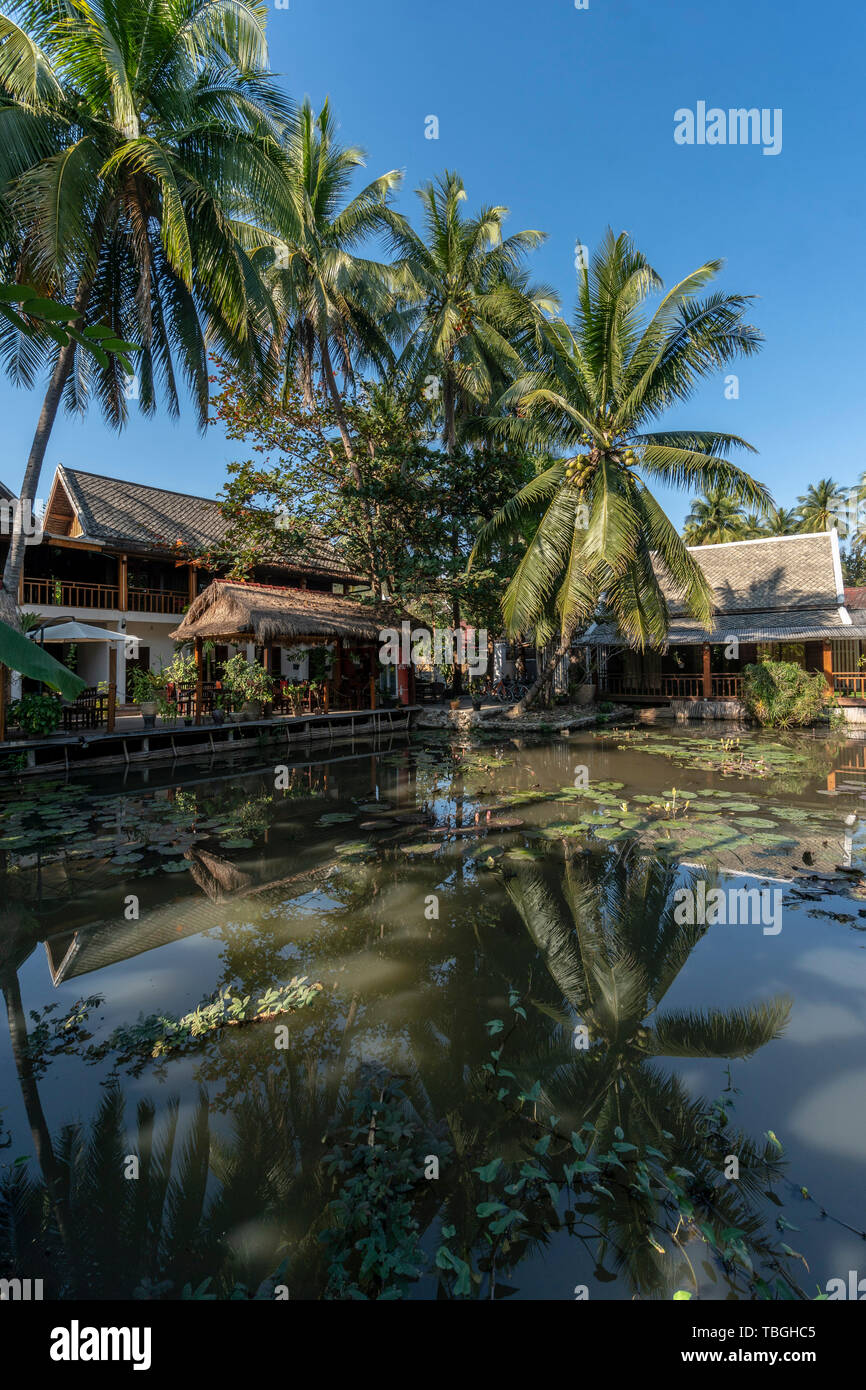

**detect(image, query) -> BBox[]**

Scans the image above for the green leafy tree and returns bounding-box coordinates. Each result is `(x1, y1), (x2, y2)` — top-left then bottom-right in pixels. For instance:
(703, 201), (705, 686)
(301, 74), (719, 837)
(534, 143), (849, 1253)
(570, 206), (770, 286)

(0, 0), (295, 622)
(473, 230), (768, 710)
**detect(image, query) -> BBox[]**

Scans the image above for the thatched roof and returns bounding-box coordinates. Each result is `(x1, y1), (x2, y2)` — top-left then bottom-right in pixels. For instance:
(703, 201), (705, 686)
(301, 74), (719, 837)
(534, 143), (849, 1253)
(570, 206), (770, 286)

(170, 578), (409, 644)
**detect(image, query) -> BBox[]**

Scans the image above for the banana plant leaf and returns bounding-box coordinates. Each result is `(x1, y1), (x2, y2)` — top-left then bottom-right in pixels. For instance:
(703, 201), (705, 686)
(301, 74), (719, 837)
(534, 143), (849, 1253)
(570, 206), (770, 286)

(0, 620), (86, 698)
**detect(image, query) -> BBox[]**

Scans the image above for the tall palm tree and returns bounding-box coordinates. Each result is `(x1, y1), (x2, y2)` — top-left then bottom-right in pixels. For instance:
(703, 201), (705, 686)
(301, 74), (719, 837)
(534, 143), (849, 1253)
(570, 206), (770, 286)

(762, 505), (801, 536)
(741, 510), (768, 538)
(384, 171), (556, 684)
(501, 851), (794, 1296)
(682, 485), (748, 544)
(262, 99), (403, 590)
(473, 230), (769, 710)
(0, 0), (295, 624)
(795, 477), (844, 533)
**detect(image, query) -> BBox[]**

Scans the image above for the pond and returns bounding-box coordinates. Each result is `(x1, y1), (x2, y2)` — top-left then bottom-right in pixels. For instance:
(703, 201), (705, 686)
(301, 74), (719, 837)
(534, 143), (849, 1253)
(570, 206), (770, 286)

(1, 723), (865, 1301)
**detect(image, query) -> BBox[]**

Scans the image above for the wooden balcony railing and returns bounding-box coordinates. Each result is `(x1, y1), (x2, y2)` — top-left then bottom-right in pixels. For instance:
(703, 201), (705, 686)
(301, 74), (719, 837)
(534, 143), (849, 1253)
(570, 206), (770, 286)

(22, 577), (187, 614)
(127, 586), (188, 615)
(23, 577), (120, 609)
(833, 672), (866, 697)
(711, 674), (743, 698)
(663, 675), (704, 698)
(599, 673), (743, 700)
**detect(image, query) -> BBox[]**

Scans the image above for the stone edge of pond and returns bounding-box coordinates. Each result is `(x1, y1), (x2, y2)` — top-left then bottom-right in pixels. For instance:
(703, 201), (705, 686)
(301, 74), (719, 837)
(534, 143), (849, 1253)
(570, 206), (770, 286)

(414, 702), (633, 734)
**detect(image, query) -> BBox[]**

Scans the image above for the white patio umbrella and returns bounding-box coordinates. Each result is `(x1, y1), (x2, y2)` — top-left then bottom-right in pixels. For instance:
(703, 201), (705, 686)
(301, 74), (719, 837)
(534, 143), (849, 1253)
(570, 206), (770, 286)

(29, 620), (134, 645)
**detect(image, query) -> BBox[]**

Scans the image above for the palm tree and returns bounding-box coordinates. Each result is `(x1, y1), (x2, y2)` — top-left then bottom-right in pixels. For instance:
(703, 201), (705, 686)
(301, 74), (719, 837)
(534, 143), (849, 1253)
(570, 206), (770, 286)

(682, 485), (748, 544)
(0, 0), (295, 624)
(795, 478), (844, 533)
(501, 851), (795, 1296)
(261, 99), (404, 591)
(385, 171), (556, 687)
(763, 505), (801, 536)
(473, 230), (769, 710)
(741, 510), (768, 538)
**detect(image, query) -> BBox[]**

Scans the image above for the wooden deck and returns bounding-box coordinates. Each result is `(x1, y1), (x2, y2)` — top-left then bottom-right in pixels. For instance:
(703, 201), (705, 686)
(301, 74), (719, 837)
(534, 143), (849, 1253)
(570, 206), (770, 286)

(0, 706), (421, 777)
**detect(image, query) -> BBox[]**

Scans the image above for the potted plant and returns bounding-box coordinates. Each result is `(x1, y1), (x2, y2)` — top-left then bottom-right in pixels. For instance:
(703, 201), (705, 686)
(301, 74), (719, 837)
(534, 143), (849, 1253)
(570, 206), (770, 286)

(129, 667), (163, 728)
(469, 677), (484, 712)
(222, 654), (275, 721)
(8, 692), (63, 739)
(212, 697), (225, 726)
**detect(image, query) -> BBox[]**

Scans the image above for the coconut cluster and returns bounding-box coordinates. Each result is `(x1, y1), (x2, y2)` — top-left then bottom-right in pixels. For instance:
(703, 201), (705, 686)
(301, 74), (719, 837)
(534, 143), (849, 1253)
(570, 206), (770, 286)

(564, 453), (593, 488)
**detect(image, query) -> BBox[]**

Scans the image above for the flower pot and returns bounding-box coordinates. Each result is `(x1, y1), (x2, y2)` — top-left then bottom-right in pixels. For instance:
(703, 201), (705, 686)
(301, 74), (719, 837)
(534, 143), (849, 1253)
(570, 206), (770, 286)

(471, 700), (482, 712)
(449, 698), (461, 712)
(240, 700), (262, 722)
(138, 700), (158, 719)
(576, 683), (596, 706)
(212, 709), (225, 726)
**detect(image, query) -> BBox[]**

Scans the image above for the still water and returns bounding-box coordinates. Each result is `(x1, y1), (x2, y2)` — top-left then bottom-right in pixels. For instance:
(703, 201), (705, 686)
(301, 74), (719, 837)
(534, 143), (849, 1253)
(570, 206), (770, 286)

(1, 724), (865, 1300)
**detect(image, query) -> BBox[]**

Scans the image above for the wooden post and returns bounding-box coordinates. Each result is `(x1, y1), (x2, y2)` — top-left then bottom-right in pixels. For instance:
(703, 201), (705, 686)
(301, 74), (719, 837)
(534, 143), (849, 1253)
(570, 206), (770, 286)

(822, 639), (834, 693)
(333, 639), (342, 709)
(369, 675), (376, 710)
(323, 682), (329, 713)
(194, 636), (203, 726)
(17, 569), (24, 603)
(702, 643), (711, 699)
(118, 554), (128, 610)
(107, 646), (117, 732)
(188, 565), (197, 607)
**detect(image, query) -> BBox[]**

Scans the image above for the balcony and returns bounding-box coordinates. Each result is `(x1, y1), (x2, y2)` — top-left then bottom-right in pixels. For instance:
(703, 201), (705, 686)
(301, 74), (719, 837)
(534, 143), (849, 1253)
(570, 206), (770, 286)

(127, 586), (187, 615)
(22, 577), (187, 615)
(23, 577), (120, 609)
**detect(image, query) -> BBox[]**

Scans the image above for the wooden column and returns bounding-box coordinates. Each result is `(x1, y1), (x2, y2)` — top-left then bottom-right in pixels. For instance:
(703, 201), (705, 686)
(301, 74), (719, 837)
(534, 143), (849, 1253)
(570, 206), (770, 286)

(194, 636), (203, 725)
(333, 639), (342, 710)
(17, 568), (24, 603)
(107, 646), (117, 732)
(369, 675), (376, 710)
(118, 554), (128, 610)
(188, 565), (197, 607)
(702, 643), (712, 699)
(822, 640), (834, 692)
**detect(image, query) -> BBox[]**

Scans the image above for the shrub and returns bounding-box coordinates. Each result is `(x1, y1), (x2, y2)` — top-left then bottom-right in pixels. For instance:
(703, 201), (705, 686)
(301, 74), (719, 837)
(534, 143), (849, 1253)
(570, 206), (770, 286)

(741, 660), (828, 728)
(9, 692), (62, 737)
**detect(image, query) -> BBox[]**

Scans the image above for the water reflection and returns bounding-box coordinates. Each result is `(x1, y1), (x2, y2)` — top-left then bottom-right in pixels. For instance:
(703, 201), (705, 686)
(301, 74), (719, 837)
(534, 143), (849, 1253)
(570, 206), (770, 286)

(2, 729), (865, 1299)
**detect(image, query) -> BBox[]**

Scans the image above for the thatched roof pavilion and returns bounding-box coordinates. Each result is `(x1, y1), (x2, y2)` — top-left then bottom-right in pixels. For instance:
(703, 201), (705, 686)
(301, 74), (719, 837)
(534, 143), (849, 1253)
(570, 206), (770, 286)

(170, 579), (420, 720)
(170, 578), (406, 645)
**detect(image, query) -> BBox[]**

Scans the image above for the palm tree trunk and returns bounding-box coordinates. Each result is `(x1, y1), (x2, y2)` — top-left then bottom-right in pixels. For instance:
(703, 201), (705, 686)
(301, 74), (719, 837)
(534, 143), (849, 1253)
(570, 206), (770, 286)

(509, 626), (574, 716)
(1, 279), (91, 625)
(442, 374), (465, 695)
(2, 970), (71, 1245)
(319, 339), (381, 594)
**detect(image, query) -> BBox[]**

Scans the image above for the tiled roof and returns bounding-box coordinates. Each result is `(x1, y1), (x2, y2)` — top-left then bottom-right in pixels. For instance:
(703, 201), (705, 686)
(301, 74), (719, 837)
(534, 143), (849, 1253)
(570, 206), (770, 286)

(53, 467), (357, 579)
(589, 607), (852, 646)
(588, 532), (849, 647)
(663, 532), (843, 615)
(845, 586), (866, 609)
(0, 478), (15, 503)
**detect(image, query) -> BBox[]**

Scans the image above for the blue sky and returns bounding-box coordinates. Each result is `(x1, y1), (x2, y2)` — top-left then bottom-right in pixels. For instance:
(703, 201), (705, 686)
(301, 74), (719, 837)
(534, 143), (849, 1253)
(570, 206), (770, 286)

(3, 0), (864, 528)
